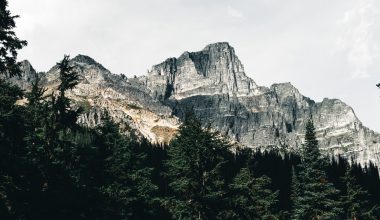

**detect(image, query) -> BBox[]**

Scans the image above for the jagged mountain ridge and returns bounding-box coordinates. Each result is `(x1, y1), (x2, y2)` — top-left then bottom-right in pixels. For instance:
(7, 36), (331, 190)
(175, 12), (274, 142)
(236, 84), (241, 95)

(13, 42), (380, 168)
(13, 55), (179, 143)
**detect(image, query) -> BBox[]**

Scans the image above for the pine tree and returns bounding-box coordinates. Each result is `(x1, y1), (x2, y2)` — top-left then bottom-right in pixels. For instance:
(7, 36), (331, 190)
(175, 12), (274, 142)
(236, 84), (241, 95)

(98, 115), (159, 219)
(290, 165), (301, 215)
(163, 113), (232, 219)
(20, 55), (86, 219)
(342, 161), (378, 220)
(24, 72), (48, 161)
(0, 0), (28, 172)
(291, 119), (343, 219)
(228, 166), (279, 219)
(0, 79), (26, 219)
(55, 55), (81, 130)
(33, 55), (82, 172)
(0, 0), (27, 77)
(0, 1), (27, 217)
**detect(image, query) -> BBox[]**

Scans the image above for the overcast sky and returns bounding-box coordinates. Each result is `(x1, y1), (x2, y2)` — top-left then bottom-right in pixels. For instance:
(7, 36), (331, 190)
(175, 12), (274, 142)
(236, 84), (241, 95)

(9, 0), (380, 132)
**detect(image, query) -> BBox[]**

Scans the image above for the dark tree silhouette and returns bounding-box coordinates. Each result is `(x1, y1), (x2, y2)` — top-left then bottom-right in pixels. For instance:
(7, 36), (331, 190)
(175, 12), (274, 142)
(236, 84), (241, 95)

(0, 0), (27, 77)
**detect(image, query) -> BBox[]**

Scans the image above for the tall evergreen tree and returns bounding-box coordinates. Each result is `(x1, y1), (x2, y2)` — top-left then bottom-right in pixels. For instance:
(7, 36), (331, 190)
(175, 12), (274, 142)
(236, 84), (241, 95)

(19, 55), (85, 219)
(0, 0), (28, 175)
(24, 72), (48, 161)
(290, 165), (301, 213)
(98, 115), (159, 219)
(54, 55), (81, 131)
(342, 161), (378, 220)
(228, 166), (279, 219)
(0, 0), (27, 77)
(0, 1), (27, 218)
(291, 119), (343, 219)
(0, 79), (27, 219)
(163, 114), (233, 219)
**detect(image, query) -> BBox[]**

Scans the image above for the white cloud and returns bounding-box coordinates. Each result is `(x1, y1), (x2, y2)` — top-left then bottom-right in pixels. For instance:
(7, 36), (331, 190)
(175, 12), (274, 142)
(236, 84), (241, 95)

(227, 5), (243, 18)
(336, 0), (378, 78)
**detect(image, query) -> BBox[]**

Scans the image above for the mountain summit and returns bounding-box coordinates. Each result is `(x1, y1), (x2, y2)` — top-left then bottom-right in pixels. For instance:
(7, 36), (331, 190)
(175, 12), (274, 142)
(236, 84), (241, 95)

(144, 42), (258, 100)
(10, 42), (380, 168)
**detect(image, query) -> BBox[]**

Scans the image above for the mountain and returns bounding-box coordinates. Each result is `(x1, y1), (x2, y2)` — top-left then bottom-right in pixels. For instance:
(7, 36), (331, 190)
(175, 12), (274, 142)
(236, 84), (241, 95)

(12, 42), (380, 167)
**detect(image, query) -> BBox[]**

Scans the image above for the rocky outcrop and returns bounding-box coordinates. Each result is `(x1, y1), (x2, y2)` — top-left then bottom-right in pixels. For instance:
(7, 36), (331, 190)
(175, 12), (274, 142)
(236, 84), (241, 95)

(166, 81), (380, 166)
(12, 55), (180, 143)
(10, 43), (380, 168)
(6, 60), (39, 90)
(141, 42), (260, 100)
(141, 42), (380, 167)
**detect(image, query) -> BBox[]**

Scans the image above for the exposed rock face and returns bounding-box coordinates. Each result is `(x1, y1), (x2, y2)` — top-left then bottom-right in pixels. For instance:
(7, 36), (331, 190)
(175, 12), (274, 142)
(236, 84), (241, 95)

(7, 60), (39, 90)
(141, 42), (260, 100)
(15, 55), (180, 143)
(141, 42), (380, 167)
(11, 43), (380, 168)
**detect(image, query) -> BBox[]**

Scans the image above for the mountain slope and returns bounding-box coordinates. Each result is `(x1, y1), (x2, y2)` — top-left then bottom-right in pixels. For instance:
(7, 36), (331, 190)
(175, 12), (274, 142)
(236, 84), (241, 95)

(12, 43), (380, 167)
(14, 55), (179, 143)
(142, 42), (380, 167)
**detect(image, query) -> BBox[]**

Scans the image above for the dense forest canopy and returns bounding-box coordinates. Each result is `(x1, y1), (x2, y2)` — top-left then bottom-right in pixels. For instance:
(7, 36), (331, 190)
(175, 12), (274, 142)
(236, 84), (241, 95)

(0, 1), (379, 219)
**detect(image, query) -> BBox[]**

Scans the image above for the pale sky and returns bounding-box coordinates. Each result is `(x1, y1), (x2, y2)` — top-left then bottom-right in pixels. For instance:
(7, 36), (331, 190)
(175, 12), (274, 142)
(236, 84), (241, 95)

(9, 0), (380, 132)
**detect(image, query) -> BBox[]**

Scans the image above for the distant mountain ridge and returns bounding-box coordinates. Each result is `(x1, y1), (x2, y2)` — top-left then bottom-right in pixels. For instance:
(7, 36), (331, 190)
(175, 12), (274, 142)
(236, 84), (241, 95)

(10, 42), (380, 168)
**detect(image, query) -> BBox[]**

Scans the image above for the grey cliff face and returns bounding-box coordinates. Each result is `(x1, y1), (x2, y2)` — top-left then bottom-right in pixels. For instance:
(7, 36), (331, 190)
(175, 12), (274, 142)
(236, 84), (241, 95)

(13, 55), (179, 142)
(142, 42), (380, 167)
(6, 60), (39, 90)
(142, 42), (259, 100)
(11, 42), (380, 168)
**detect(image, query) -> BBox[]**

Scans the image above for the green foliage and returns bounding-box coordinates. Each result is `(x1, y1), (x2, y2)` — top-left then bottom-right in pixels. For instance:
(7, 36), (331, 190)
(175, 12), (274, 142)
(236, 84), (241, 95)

(54, 55), (81, 130)
(57, 55), (79, 93)
(0, 2), (28, 216)
(228, 167), (279, 219)
(96, 115), (159, 219)
(342, 162), (378, 219)
(291, 120), (343, 219)
(0, 0), (27, 77)
(163, 114), (233, 219)
(0, 80), (27, 219)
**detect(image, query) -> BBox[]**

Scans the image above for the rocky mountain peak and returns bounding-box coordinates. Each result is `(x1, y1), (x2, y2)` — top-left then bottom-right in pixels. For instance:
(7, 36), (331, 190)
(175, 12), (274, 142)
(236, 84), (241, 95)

(203, 41), (232, 50)
(201, 42), (237, 62)
(6, 60), (39, 90)
(175, 42), (241, 77)
(19, 60), (37, 77)
(19, 60), (34, 70)
(71, 54), (108, 72)
(10, 42), (380, 169)
(145, 42), (257, 100)
(72, 54), (98, 65)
